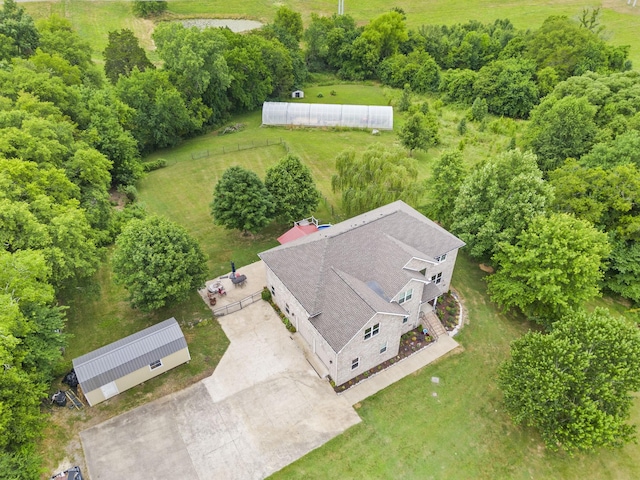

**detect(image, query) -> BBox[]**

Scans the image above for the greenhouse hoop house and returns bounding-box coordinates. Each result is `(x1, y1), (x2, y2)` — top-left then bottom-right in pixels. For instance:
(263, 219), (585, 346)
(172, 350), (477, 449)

(262, 102), (393, 130)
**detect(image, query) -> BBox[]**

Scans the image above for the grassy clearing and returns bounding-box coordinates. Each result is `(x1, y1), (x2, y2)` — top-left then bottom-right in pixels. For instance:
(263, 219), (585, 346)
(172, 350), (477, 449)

(138, 83), (515, 276)
(270, 253), (640, 480)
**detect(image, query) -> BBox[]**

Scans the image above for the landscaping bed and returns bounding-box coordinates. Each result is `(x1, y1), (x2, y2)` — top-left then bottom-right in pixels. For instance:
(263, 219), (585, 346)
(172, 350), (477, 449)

(331, 326), (435, 392)
(435, 291), (460, 331)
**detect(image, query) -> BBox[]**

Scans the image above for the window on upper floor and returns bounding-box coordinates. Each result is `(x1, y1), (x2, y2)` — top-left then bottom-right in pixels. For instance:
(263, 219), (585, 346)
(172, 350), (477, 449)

(431, 272), (443, 284)
(364, 323), (380, 340)
(398, 288), (413, 304)
(434, 253), (447, 262)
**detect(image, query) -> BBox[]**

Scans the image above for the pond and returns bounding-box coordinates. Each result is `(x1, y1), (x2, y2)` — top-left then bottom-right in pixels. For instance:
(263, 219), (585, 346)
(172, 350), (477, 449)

(180, 18), (263, 33)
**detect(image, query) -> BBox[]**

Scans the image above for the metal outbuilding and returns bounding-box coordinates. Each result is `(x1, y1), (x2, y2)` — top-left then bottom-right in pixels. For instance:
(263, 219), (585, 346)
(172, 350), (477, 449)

(72, 318), (190, 406)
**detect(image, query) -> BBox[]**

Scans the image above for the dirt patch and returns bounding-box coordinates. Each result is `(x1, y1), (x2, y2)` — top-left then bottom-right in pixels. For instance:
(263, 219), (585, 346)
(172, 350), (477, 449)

(109, 188), (127, 211)
(479, 263), (494, 273)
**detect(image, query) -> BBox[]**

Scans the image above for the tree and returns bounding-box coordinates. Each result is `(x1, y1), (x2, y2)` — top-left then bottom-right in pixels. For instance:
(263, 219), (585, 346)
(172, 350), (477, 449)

(488, 213), (610, 327)
(469, 96), (488, 121)
(0, 0), (39, 57)
(398, 111), (439, 155)
(524, 95), (598, 172)
(499, 308), (640, 452)
(265, 154), (320, 224)
(273, 6), (303, 42)
(397, 83), (412, 112)
(104, 29), (154, 84)
(331, 144), (425, 216)
(116, 68), (201, 151)
(211, 166), (274, 234)
(474, 58), (539, 118)
(428, 150), (466, 229)
(112, 216), (208, 311)
(451, 149), (553, 260)
(132, 0), (167, 17)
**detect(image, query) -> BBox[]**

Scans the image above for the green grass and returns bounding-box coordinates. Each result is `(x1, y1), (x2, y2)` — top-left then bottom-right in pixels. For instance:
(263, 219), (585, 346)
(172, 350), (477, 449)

(269, 253), (640, 480)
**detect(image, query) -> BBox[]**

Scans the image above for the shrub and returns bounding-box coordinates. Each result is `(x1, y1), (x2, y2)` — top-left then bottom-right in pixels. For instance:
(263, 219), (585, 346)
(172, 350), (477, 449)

(142, 158), (168, 172)
(132, 0), (167, 17)
(117, 184), (138, 202)
(261, 288), (272, 302)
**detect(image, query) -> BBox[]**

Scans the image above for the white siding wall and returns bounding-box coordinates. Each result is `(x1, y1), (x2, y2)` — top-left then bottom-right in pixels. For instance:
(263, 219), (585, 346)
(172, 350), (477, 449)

(336, 312), (404, 386)
(265, 266), (337, 379)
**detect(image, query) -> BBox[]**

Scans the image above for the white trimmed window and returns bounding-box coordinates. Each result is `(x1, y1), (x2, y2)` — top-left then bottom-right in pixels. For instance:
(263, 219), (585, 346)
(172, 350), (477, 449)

(285, 303), (290, 314)
(402, 316), (408, 324)
(434, 253), (447, 262)
(380, 342), (387, 354)
(149, 359), (162, 371)
(398, 288), (413, 304)
(271, 285), (275, 295)
(351, 357), (359, 370)
(364, 323), (380, 340)
(431, 272), (443, 285)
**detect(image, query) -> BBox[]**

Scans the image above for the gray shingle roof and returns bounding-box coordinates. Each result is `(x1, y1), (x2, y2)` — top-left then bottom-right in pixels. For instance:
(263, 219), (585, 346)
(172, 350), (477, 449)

(72, 318), (188, 392)
(259, 201), (465, 352)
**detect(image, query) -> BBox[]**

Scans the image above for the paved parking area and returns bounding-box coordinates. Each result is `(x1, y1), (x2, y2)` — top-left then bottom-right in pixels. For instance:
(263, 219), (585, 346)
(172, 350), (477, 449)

(81, 298), (361, 480)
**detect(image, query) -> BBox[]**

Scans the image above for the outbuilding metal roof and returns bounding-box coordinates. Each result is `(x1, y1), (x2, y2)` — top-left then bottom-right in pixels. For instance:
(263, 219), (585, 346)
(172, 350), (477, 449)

(262, 102), (394, 130)
(72, 318), (188, 392)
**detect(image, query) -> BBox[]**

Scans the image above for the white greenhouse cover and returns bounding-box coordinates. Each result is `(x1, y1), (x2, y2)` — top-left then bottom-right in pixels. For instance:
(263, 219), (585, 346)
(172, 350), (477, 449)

(262, 102), (394, 130)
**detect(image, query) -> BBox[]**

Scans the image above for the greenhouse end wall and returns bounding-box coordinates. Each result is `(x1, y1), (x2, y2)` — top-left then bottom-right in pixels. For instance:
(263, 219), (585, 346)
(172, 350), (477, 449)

(262, 102), (393, 130)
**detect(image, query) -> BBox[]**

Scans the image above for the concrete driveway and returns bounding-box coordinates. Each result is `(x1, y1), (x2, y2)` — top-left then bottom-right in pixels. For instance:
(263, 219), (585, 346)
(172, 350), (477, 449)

(81, 296), (360, 479)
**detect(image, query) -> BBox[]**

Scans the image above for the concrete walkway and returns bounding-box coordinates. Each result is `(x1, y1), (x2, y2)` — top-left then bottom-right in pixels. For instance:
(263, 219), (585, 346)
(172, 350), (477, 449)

(340, 335), (462, 405)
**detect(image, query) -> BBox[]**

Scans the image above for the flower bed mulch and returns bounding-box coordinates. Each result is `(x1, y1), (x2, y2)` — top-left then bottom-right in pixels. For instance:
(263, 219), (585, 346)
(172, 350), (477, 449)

(435, 291), (460, 331)
(331, 326), (435, 392)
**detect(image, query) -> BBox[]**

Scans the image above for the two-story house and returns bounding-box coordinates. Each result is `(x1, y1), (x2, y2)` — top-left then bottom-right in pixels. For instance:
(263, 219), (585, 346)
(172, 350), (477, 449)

(259, 200), (465, 386)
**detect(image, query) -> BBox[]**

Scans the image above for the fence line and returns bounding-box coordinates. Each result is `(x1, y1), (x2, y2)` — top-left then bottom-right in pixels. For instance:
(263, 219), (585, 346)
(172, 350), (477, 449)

(212, 291), (263, 317)
(190, 138), (285, 160)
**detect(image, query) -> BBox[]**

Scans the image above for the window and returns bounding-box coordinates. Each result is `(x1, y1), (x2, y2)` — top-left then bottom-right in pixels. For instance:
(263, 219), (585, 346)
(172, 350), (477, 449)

(380, 342), (387, 354)
(434, 253), (447, 262)
(285, 304), (290, 314)
(364, 323), (380, 340)
(403, 316), (408, 324)
(149, 359), (162, 370)
(351, 357), (359, 370)
(431, 272), (443, 285)
(271, 285), (275, 295)
(398, 288), (413, 304)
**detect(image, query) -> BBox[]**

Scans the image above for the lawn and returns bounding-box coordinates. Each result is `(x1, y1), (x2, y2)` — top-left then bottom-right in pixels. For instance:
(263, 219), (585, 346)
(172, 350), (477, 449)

(23, 0), (640, 67)
(138, 83), (515, 276)
(270, 253), (640, 480)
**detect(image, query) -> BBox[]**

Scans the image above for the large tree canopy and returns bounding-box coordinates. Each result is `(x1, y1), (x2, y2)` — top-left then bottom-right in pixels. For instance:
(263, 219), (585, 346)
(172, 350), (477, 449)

(211, 166), (274, 234)
(524, 95), (598, 172)
(499, 308), (640, 452)
(103, 29), (154, 84)
(487, 213), (611, 326)
(112, 216), (208, 312)
(331, 143), (425, 216)
(450, 149), (553, 260)
(265, 154), (320, 224)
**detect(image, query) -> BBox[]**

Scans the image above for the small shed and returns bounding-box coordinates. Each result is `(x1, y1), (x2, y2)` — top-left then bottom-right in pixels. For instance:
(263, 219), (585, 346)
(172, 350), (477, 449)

(72, 318), (190, 406)
(291, 89), (304, 99)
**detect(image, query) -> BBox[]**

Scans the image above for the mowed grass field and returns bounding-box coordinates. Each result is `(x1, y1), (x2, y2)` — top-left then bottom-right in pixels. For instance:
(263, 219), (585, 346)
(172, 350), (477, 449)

(24, 0), (640, 67)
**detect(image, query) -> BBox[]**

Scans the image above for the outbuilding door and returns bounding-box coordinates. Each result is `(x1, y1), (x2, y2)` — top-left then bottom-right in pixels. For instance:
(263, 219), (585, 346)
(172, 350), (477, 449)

(100, 381), (119, 400)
